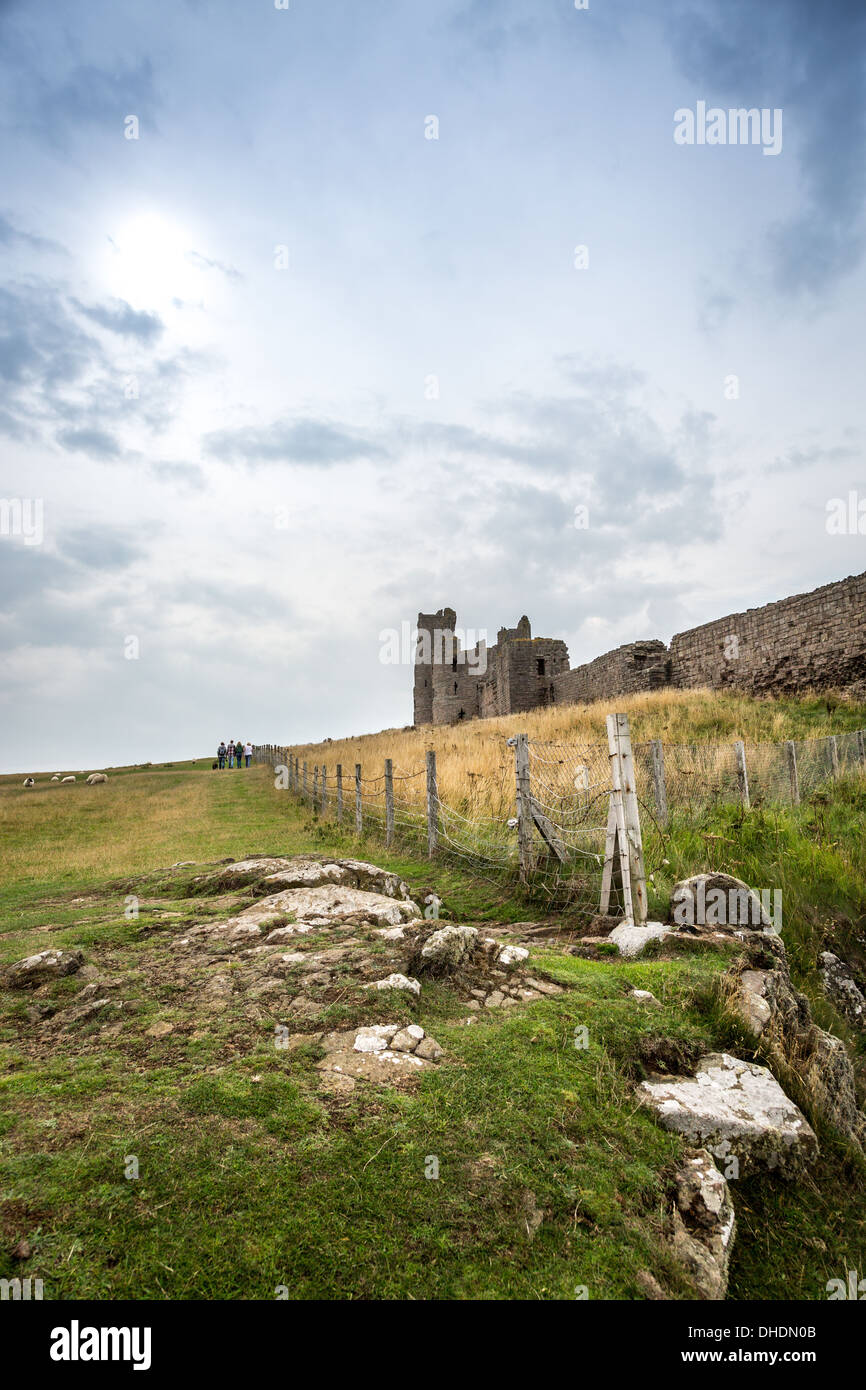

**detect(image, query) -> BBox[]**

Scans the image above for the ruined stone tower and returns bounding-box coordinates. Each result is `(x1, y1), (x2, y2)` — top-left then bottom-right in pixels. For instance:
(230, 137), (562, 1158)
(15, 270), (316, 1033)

(413, 608), (456, 726)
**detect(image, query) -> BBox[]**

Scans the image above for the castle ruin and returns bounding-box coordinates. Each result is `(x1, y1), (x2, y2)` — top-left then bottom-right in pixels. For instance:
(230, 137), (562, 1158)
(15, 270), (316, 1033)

(413, 570), (866, 725)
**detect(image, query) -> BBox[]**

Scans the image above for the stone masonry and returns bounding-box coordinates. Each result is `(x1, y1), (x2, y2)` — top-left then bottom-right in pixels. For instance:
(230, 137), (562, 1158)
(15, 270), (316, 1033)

(413, 570), (866, 726)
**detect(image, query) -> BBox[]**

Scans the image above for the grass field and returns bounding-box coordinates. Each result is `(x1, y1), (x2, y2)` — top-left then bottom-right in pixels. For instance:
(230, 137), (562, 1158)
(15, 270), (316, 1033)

(1, 728), (865, 1301)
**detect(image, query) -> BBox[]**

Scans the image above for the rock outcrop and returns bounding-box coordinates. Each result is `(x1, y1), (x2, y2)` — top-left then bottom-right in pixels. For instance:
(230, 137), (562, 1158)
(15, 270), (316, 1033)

(638, 1052), (819, 1177)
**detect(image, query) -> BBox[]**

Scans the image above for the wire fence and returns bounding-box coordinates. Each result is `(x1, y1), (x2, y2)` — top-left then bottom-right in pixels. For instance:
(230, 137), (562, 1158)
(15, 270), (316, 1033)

(255, 722), (866, 920)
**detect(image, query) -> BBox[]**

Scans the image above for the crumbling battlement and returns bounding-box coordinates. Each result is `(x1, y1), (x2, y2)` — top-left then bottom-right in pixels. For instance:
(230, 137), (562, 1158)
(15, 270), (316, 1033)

(413, 571), (866, 726)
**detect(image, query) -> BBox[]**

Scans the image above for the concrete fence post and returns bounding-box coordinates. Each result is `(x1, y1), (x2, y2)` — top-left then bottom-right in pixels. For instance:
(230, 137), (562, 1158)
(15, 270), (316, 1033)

(829, 736), (840, 779)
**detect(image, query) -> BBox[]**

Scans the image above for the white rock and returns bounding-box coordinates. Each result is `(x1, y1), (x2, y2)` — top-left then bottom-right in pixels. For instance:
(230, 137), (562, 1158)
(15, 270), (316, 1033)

(419, 924), (478, 970)
(638, 1052), (819, 1176)
(498, 944), (529, 968)
(365, 973), (421, 996)
(353, 1024), (400, 1053)
(608, 921), (671, 958)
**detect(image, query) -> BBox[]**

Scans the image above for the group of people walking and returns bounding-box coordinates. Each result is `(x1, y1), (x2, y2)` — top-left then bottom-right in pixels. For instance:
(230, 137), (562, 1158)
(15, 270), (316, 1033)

(217, 740), (253, 769)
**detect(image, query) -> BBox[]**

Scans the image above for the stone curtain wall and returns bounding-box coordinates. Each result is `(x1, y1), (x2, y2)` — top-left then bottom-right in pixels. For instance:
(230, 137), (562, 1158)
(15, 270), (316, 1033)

(413, 572), (866, 726)
(668, 572), (866, 697)
(552, 640), (670, 707)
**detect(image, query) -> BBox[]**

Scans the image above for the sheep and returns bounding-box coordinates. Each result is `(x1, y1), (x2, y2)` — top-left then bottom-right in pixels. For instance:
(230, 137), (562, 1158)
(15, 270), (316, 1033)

(85, 773), (108, 785)
(61, 775), (76, 783)
(50, 775), (60, 781)
(23, 777), (36, 788)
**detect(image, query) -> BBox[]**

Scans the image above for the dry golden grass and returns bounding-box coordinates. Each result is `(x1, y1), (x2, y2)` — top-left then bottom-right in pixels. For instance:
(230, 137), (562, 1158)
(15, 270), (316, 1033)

(284, 687), (866, 817)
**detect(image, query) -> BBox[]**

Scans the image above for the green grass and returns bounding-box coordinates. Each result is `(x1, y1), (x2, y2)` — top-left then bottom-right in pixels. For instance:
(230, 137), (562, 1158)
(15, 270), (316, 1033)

(1, 748), (866, 1300)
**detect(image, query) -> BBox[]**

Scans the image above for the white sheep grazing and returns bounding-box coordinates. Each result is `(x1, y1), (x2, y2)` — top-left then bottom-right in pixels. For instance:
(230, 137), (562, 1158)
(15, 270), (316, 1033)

(50, 775), (60, 781)
(86, 773), (108, 785)
(23, 777), (36, 788)
(61, 775), (76, 783)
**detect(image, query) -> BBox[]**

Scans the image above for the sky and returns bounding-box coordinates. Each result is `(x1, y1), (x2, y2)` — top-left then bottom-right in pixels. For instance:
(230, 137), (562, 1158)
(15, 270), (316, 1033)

(1, 0), (864, 772)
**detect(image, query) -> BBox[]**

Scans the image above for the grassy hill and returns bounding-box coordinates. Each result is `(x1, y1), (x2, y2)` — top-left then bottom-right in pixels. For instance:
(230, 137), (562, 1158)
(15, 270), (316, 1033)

(1, 716), (865, 1300)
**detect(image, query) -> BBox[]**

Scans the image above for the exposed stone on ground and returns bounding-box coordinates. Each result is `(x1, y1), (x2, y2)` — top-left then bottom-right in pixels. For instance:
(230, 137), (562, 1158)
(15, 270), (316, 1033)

(238, 884), (421, 931)
(726, 935), (866, 1149)
(364, 973), (421, 996)
(205, 855), (413, 901)
(608, 922), (671, 958)
(413, 924), (479, 974)
(637, 1052), (819, 1177)
(4, 948), (84, 989)
(819, 952), (866, 1029)
(315, 1021), (444, 1087)
(671, 1149), (736, 1300)
(670, 873), (773, 931)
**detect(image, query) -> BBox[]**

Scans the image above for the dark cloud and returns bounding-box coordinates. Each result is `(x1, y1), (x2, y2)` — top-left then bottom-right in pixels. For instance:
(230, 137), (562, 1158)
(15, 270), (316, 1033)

(55, 426), (123, 460)
(665, 0), (866, 294)
(59, 524), (144, 571)
(203, 418), (391, 468)
(71, 297), (164, 342)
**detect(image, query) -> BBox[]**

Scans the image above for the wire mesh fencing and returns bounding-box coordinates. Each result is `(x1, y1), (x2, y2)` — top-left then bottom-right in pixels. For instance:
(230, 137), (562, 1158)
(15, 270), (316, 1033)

(255, 721), (866, 917)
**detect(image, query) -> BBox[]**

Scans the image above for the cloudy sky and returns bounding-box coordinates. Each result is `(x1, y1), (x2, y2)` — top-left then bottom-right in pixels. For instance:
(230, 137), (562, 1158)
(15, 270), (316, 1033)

(1, 0), (864, 772)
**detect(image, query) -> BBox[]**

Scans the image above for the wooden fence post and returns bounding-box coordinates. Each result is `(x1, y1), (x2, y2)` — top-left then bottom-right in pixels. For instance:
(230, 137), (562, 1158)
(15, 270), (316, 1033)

(321, 765), (327, 814)
(302, 761), (307, 800)
(735, 741), (750, 809)
(312, 765), (319, 809)
(426, 750), (438, 858)
(829, 736), (840, 779)
(355, 763), (362, 835)
(786, 740), (800, 805)
(650, 738), (668, 827)
(513, 734), (533, 882)
(858, 730), (866, 765)
(336, 764), (343, 824)
(606, 713), (648, 926)
(384, 759), (394, 846)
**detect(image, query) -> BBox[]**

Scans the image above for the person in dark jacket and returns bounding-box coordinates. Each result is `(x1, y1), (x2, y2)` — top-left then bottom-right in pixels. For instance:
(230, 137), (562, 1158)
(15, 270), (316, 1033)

(217, 741), (227, 769)
(234, 739), (243, 769)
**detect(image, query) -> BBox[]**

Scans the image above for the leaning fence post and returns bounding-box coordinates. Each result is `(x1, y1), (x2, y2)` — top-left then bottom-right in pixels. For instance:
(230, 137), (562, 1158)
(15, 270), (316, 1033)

(608, 713), (648, 926)
(786, 740), (800, 805)
(426, 750), (438, 858)
(735, 740), (750, 809)
(829, 736), (840, 779)
(313, 765), (319, 809)
(384, 758), (394, 846)
(355, 763), (362, 834)
(302, 761), (308, 800)
(513, 733), (533, 882)
(650, 739), (668, 827)
(321, 764), (327, 814)
(336, 764), (343, 824)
